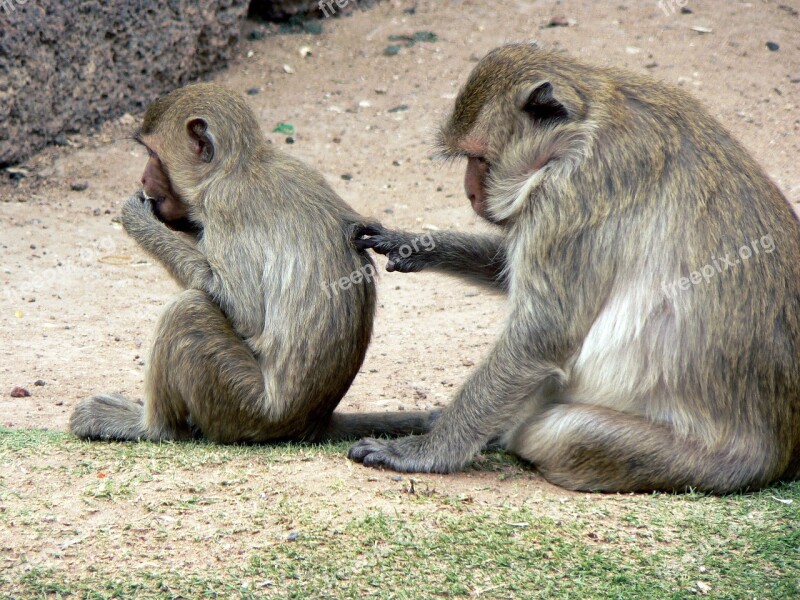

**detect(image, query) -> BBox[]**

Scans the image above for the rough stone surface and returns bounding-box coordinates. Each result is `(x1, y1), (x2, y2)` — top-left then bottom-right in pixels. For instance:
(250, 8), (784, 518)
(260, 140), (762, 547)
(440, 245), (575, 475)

(0, 0), (249, 167)
(249, 0), (380, 21)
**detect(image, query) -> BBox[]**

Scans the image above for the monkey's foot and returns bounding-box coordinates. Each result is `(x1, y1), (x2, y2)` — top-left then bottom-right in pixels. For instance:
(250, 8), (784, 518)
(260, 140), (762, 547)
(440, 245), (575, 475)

(347, 435), (456, 473)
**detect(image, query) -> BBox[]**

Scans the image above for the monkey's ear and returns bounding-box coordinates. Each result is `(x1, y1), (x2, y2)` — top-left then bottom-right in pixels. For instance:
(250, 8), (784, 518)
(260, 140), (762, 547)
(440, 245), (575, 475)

(186, 118), (215, 163)
(520, 81), (570, 122)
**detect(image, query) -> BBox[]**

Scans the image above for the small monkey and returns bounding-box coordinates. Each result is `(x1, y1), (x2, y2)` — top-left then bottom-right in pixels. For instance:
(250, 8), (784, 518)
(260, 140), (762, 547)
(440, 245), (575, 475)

(350, 44), (800, 493)
(70, 83), (433, 444)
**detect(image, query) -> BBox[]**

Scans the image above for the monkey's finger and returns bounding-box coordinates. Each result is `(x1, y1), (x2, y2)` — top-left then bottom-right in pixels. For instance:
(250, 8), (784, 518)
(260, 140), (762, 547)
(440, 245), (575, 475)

(347, 438), (386, 462)
(353, 224), (384, 238)
(353, 237), (380, 251)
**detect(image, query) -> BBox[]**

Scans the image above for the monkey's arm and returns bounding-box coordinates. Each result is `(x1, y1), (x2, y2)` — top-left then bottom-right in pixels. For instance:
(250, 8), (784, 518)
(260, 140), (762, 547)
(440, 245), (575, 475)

(121, 192), (216, 291)
(348, 321), (566, 473)
(355, 225), (507, 290)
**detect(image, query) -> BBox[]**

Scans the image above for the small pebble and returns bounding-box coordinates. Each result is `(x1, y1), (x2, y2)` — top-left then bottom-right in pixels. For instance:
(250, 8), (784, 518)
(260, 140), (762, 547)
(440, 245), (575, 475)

(246, 88), (260, 95)
(10, 386), (31, 398)
(93, 208), (101, 216)
(766, 41), (780, 52)
(413, 30), (438, 43)
(341, 174), (353, 181)
(388, 104), (410, 113)
(547, 16), (575, 27)
(70, 181), (89, 192)
(383, 45), (401, 57)
(285, 136), (295, 144)
(287, 531), (300, 541)
(34, 380), (45, 386)
(680, 6), (693, 14)
(392, 160), (401, 166)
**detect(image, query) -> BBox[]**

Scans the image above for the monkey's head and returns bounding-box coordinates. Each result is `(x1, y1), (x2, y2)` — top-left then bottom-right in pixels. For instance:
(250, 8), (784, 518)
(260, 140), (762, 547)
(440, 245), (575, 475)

(438, 44), (597, 226)
(133, 83), (265, 232)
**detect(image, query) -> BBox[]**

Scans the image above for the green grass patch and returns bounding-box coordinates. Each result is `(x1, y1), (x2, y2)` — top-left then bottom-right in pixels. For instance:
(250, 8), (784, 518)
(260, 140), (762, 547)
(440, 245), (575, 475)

(1, 427), (798, 599)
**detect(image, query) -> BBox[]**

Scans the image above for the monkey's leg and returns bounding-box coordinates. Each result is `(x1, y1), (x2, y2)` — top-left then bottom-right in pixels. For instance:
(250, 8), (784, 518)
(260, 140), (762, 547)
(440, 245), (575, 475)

(143, 289), (272, 443)
(357, 228), (506, 289)
(507, 404), (776, 493)
(69, 393), (148, 441)
(145, 290), (431, 444)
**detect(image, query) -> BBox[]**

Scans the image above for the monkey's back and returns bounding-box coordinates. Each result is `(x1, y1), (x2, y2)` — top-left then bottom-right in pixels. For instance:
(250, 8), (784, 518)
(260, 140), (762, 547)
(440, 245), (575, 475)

(201, 150), (377, 435)
(562, 63), (800, 476)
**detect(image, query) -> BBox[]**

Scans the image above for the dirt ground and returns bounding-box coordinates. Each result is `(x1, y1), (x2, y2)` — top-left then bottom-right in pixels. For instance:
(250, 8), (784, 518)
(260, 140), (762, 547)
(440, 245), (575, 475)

(1, 0), (799, 478)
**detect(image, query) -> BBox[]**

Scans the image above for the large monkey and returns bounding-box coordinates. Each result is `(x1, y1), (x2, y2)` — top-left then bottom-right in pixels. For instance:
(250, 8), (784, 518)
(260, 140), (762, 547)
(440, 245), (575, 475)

(70, 83), (433, 444)
(349, 44), (800, 493)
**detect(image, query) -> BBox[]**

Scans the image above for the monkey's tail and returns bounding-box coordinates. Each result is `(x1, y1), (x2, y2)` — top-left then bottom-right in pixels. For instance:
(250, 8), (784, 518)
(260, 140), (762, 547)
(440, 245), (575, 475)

(317, 409), (439, 442)
(69, 393), (149, 441)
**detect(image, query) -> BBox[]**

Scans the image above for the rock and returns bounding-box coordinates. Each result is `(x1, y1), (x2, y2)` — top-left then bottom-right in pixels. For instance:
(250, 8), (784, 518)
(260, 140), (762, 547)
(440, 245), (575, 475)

(0, 0), (250, 167)
(766, 41), (780, 52)
(250, 0), (380, 20)
(34, 380), (46, 386)
(70, 181), (89, 192)
(10, 386), (31, 398)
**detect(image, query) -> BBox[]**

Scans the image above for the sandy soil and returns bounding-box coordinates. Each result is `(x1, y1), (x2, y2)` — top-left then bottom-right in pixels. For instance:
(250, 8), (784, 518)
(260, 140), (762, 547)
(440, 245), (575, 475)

(1, 0), (799, 466)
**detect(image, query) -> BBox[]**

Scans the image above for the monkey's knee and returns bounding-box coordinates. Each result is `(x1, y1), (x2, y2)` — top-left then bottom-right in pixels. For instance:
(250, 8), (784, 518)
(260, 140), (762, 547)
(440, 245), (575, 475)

(70, 393), (148, 441)
(147, 289), (267, 442)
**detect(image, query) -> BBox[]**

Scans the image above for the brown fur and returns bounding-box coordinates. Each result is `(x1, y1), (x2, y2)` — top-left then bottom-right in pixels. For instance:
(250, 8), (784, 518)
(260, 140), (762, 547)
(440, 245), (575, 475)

(70, 83), (434, 444)
(349, 44), (800, 493)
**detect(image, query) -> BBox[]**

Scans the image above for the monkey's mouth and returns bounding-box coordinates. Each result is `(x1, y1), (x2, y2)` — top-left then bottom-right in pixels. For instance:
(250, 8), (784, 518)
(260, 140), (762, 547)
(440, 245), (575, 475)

(144, 193), (202, 236)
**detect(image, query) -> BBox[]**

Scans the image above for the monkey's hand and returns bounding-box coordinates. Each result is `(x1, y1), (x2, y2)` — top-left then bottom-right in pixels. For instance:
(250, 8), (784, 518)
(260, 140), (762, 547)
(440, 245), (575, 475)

(353, 225), (434, 273)
(347, 434), (460, 473)
(121, 190), (164, 241)
(121, 191), (215, 291)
